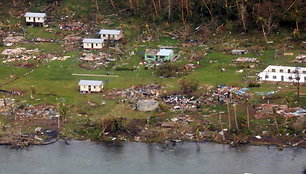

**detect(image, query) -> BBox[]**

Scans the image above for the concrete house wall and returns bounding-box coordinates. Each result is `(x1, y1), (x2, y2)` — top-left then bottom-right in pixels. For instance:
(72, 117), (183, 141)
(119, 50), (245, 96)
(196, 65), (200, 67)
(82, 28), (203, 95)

(83, 42), (104, 49)
(79, 84), (103, 93)
(101, 33), (123, 40)
(258, 66), (306, 83)
(24, 13), (46, 24)
(25, 17), (45, 23)
(100, 30), (123, 40)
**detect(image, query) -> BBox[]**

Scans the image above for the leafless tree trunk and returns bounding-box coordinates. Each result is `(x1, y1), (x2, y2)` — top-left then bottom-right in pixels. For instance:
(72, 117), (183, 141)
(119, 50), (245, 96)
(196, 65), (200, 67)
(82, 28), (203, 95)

(12, 0), (16, 7)
(95, 0), (99, 11)
(151, 0), (158, 16)
(201, 0), (213, 21)
(110, 0), (115, 9)
(246, 99), (250, 129)
(233, 103), (239, 130)
(168, 0), (171, 21)
(227, 101), (231, 131)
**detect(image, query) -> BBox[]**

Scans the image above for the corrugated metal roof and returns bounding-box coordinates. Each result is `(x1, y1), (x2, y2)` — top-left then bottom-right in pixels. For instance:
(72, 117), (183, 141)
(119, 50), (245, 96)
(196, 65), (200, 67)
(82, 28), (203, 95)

(78, 80), (103, 86)
(24, 12), (46, 18)
(157, 49), (173, 56)
(99, 29), (121, 35)
(82, 38), (104, 43)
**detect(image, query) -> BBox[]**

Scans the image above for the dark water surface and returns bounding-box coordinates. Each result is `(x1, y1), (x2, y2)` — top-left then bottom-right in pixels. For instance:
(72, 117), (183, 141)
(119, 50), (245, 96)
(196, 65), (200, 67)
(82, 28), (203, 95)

(0, 140), (305, 174)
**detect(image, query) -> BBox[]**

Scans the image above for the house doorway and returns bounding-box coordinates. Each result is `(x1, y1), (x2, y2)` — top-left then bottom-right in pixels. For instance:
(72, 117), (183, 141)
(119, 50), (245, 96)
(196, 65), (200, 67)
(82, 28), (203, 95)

(281, 76), (284, 81)
(88, 85), (91, 93)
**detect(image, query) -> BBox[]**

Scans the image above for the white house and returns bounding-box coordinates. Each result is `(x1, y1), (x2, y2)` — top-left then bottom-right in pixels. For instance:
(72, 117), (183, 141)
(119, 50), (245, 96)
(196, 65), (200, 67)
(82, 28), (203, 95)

(258, 65), (306, 83)
(82, 38), (104, 49)
(99, 29), (123, 40)
(24, 12), (46, 26)
(78, 80), (103, 93)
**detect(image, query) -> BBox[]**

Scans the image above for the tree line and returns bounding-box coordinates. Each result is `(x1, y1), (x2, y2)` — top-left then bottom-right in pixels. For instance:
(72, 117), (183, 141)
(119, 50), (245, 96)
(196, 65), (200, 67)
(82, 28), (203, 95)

(105, 0), (305, 37)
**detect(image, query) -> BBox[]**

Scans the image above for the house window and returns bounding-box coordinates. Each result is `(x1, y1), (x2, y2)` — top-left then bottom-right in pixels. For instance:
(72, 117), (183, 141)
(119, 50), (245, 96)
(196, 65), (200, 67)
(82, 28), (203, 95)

(93, 86), (96, 89)
(288, 69), (291, 73)
(280, 69), (283, 73)
(289, 77), (293, 80)
(265, 75), (269, 79)
(38, 17), (40, 20)
(103, 34), (105, 37)
(96, 44), (98, 46)
(273, 76), (277, 79)
(28, 17), (31, 20)
(304, 77), (306, 81)
(272, 69), (276, 72)
(87, 43), (90, 46)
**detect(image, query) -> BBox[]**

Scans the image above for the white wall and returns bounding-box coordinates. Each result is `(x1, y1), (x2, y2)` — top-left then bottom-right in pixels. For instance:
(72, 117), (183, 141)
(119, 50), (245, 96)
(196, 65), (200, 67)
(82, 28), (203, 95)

(83, 43), (104, 49)
(80, 85), (103, 92)
(100, 33), (122, 40)
(259, 72), (306, 83)
(25, 17), (45, 23)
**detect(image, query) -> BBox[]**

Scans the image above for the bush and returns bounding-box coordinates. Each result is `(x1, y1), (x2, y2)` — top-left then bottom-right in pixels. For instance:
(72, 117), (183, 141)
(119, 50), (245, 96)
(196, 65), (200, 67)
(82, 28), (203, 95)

(179, 78), (198, 95)
(248, 82), (260, 87)
(155, 64), (184, 78)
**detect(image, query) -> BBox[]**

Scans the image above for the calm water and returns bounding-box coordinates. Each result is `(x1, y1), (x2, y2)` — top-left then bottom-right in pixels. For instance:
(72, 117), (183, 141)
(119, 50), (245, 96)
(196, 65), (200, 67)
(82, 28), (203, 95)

(0, 140), (305, 174)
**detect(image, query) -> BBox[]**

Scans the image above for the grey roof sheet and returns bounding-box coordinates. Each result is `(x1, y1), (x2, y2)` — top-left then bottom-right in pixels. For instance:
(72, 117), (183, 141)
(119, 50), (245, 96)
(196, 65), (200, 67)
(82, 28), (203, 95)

(82, 38), (104, 43)
(24, 12), (46, 18)
(78, 80), (103, 86)
(99, 29), (121, 35)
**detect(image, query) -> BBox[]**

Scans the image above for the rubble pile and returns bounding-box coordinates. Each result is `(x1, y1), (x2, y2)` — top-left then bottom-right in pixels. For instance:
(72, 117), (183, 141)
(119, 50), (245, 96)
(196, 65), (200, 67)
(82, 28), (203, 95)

(59, 22), (89, 31)
(136, 99), (159, 112)
(63, 34), (82, 51)
(31, 38), (55, 43)
(162, 95), (201, 111)
(110, 84), (161, 101)
(255, 104), (306, 119)
(233, 57), (259, 63)
(15, 105), (60, 120)
(1, 47), (39, 56)
(295, 54), (306, 63)
(207, 85), (250, 104)
(231, 49), (248, 55)
(0, 98), (15, 112)
(3, 36), (25, 46)
(79, 52), (115, 69)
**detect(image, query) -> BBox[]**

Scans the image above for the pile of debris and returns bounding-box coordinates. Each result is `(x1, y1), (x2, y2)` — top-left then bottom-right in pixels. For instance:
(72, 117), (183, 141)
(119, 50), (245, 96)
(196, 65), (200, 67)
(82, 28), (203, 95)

(295, 54), (306, 63)
(1, 47), (39, 56)
(0, 98), (15, 112)
(208, 85), (250, 104)
(231, 49), (248, 55)
(30, 38), (55, 43)
(233, 57), (259, 63)
(59, 22), (89, 31)
(14, 105), (60, 120)
(63, 34), (82, 51)
(1, 48), (40, 62)
(79, 52), (115, 69)
(255, 104), (306, 119)
(162, 95), (201, 111)
(113, 84), (161, 102)
(3, 36), (25, 46)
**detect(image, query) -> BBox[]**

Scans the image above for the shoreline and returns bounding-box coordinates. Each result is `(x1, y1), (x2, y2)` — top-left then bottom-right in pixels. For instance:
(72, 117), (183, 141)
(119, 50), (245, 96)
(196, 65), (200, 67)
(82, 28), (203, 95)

(1, 135), (305, 149)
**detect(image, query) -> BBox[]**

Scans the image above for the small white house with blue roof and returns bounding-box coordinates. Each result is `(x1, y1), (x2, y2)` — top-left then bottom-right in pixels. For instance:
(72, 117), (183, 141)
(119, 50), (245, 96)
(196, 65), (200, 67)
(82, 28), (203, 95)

(78, 80), (103, 93)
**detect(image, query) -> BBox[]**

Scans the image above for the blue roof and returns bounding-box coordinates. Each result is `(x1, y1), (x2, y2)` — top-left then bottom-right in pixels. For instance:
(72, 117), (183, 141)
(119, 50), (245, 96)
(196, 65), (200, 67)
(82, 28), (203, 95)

(78, 80), (103, 86)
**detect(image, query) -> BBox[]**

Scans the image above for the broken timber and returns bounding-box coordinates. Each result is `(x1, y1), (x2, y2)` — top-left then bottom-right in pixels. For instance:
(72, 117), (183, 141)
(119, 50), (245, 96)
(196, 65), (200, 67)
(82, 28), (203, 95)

(72, 73), (119, 77)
